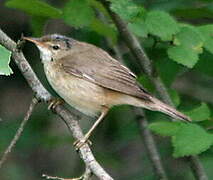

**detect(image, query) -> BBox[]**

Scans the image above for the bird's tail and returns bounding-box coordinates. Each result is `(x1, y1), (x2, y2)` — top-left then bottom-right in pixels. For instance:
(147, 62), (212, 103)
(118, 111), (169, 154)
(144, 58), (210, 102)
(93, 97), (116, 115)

(145, 96), (191, 122)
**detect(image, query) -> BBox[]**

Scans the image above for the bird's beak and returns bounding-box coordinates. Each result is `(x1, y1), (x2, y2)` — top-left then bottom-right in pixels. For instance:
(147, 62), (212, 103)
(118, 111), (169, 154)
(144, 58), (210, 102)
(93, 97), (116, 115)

(23, 37), (45, 47)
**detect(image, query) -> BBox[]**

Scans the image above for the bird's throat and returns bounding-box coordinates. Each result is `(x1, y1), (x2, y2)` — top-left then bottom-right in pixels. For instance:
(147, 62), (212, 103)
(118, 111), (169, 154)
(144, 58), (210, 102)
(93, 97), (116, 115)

(37, 46), (52, 63)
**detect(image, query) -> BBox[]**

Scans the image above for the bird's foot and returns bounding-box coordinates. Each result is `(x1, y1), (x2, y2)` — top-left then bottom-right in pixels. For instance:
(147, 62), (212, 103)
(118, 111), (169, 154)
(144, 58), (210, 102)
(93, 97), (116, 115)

(73, 138), (92, 151)
(48, 98), (65, 111)
(42, 174), (83, 180)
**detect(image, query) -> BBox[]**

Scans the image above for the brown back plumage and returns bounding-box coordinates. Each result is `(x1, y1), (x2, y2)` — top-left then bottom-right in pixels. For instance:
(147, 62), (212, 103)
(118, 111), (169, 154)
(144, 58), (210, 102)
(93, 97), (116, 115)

(60, 41), (151, 101)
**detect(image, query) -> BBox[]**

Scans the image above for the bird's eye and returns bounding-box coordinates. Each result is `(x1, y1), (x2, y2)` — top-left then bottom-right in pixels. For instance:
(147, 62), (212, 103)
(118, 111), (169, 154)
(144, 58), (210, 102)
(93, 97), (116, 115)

(52, 45), (60, 50)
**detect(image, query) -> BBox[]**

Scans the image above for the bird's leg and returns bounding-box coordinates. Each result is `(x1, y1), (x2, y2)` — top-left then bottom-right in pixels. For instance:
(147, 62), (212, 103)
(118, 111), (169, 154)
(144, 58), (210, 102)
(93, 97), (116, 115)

(48, 98), (65, 111)
(73, 107), (109, 150)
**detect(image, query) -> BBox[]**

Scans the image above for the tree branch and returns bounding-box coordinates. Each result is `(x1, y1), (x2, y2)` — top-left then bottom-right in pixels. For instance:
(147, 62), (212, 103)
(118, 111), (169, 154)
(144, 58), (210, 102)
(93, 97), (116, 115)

(133, 108), (168, 180)
(98, 1), (208, 180)
(0, 29), (113, 180)
(42, 166), (92, 180)
(0, 97), (38, 169)
(188, 156), (209, 180)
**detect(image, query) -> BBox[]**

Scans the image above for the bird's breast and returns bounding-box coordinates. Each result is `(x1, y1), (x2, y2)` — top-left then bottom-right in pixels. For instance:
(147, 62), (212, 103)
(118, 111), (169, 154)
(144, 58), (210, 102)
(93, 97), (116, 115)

(43, 62), (106, 116)
(43, 62), (146, 117)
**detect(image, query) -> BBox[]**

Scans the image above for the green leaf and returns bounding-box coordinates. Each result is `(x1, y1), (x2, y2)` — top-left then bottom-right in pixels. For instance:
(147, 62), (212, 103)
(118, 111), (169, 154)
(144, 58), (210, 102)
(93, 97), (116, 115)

(149, 122), (182, 137)
(145, 10), (179, 41)
(167, 45), (199, 68)
(6, 0), (62, 18)
(168, 26), (205, 68)
(198, 24), (213, 54)
(128, 20), (148, 38)
(173, 26), (204, 54)
(172, 123), (213, 157)
(110, 0), (144, 21)
(0, 45), (12, 76)
(90, 18), (117, 43)
(30, 16), (47, 36)
(194, 51), (213, 76)
(89, 0), (109, 18)
(184, 103), (211, 122)
(63, 0), (95, 27)
(137, 75), (155, 93)
(169, 89), (180, 107)
(156, 56), (182, 86)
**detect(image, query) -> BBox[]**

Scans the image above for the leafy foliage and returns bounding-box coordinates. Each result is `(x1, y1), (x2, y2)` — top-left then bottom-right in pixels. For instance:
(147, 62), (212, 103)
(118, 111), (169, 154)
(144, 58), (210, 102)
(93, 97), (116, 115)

(149, 122), (213, 157)
(145, 10), (179, 41)
(128, 21), (148, 38)
(168, 26), (204, 68)
(184, 103), (211, 122)
(62, 0), (95, 28)
(89, 0), (109, 18)
(0, 45), (13, 76)
(6, 0), (62, 18)
(5, 0), (61, 37)
(169, 89), (180, 107)
(173, 26), (203, 52)
(149, 122), (182, 137)
(90, 19), (117, 43)
(30, 16), (47, 36)
(198, 24), (213, 54)
(110, 0), (147, 38)
(167, 45), (199, 68)
(62, 0), (117, 43)
(155, 55), (182, 87)
(172, 123), (213, 157)
(194, 51), (213, 76)
(110, 0), (144, 21)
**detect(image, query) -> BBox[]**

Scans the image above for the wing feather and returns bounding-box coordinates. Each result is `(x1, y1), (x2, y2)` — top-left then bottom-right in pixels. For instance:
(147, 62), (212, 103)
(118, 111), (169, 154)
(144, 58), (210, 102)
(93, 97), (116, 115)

(60, 42), (150, 101)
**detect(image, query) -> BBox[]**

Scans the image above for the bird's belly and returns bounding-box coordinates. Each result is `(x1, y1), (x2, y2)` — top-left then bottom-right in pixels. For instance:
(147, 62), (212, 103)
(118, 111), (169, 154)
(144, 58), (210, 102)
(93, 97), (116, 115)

(44, 64), (105, 117)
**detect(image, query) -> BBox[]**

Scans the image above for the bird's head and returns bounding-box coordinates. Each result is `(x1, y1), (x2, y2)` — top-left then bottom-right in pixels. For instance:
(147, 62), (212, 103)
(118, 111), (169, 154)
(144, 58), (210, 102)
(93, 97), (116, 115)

(24, 34), (74, 63)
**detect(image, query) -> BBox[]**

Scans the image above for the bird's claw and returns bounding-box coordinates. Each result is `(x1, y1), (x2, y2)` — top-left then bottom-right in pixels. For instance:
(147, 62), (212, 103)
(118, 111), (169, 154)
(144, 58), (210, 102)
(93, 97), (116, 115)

(73, 138), (92, 151)
(48, 98), (64, 111)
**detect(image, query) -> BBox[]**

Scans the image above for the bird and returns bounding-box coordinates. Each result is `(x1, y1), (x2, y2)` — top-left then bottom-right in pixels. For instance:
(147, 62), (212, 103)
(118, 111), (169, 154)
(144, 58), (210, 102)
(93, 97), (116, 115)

(23, 34), (190, 149)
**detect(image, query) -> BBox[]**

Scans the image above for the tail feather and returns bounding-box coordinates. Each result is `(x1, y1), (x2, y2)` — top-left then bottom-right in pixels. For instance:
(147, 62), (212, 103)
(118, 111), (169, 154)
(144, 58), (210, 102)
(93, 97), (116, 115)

(147, 97), (191, 122)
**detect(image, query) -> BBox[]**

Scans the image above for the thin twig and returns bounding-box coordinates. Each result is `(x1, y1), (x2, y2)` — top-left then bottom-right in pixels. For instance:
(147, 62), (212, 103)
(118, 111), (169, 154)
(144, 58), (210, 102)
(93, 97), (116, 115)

(42, 167), (92, 180)
(98, 1), (208, 179)
(188, 156), (209, 180)
(0, 97), (38, 169)
(0, 29), (113, 180)
(42, 174), (80, 180)
(133, 108), (168, 180)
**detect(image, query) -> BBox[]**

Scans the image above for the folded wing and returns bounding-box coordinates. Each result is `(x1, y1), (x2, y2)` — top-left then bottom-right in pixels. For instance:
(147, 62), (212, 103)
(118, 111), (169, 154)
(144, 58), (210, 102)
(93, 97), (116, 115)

(60, 42), (151, 101)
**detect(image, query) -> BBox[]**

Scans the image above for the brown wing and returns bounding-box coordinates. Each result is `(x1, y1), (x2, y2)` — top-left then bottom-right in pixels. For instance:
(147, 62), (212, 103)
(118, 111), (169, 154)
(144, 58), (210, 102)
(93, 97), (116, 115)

(60, 42), (150, 101)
